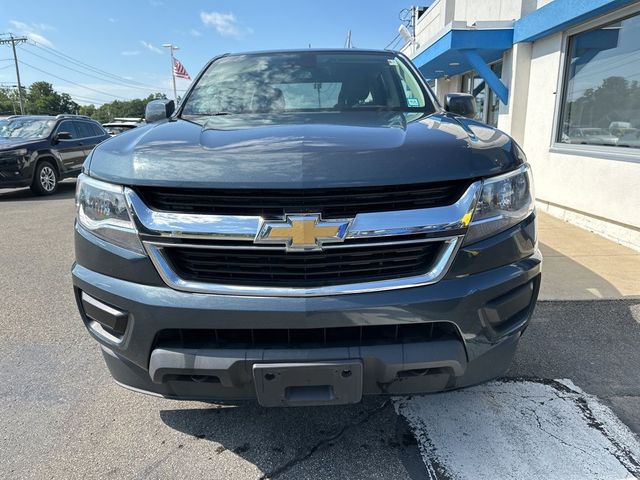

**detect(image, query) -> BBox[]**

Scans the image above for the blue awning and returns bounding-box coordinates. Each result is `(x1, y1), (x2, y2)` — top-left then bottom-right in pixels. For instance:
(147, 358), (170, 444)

(513, 0), (636, 43)
(412, 28), (513, 104)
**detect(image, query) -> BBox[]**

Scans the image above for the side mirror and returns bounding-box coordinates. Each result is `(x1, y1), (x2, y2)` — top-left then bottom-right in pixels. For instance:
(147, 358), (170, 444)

(54, 131), (73, 142)
(444, 93), (476, 119)
(145, 99), (175, 123)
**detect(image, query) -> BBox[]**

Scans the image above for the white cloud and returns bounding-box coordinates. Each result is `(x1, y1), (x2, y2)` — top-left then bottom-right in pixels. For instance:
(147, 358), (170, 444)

(9, 20), (54, 47)
(108, 18), (117, 23)
(140, 41), (163, 54)
(10, 20), (55, 32)
(24, 32), (54, 48)
(189, 28), (202, 37)
(200, 11), (252, 38)
(36, 23), (55, 31)
(121, 50), (140, 56)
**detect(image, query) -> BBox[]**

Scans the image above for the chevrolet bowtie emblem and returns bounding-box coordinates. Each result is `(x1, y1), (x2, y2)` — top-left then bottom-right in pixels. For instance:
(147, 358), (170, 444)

(255, 214), (352, 251)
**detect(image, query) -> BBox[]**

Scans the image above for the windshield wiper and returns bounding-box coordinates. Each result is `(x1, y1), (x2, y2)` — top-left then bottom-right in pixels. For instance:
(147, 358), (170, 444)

(186, 112), (234, 116)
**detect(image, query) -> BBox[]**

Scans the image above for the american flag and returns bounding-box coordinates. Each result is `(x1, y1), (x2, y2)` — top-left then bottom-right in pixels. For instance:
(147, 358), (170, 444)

(173, 58), (191, 80)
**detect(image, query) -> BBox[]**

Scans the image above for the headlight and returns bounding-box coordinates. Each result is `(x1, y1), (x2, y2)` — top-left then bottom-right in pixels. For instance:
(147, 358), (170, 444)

(0, 148), (28, 157)
(464, 164), (534, 245)
(76, 174), (145, 255)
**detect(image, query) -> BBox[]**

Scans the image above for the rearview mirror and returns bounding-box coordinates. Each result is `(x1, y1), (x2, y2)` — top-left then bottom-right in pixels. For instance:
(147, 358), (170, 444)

(55, 131), (73, 142)
(145, 99), (175, 123)
(444, 93), (476, 119)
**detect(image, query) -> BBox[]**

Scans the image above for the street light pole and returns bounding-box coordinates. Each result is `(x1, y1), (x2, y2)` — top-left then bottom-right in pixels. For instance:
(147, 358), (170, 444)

(162, 43), (179, 103)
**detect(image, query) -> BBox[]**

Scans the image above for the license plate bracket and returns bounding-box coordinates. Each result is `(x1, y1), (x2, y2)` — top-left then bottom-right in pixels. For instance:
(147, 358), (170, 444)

(253, 361), (363, 407)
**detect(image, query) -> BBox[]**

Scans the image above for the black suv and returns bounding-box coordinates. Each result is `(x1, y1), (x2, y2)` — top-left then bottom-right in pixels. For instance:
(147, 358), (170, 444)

(0, 114), (110, 195)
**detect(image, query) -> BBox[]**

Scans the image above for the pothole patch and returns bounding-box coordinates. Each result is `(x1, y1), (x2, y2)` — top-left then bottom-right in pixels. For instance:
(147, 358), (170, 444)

(394, 378), (640, 480)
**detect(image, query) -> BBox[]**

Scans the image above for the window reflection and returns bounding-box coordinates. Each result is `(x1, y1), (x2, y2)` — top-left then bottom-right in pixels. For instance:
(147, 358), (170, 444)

(558, 13), (640, 149)
(460, 61), (502, 127)
(181, 52), (434, 118)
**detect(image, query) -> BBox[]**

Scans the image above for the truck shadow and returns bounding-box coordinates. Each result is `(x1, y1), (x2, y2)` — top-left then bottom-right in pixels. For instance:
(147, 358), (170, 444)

(538, 242), (624, 300)
(159, 398), (429, 479)
(0, 179), (76, 202)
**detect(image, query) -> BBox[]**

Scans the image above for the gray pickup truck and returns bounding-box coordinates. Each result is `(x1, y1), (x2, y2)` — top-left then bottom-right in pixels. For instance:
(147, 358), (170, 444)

(72, 49), (541, 407)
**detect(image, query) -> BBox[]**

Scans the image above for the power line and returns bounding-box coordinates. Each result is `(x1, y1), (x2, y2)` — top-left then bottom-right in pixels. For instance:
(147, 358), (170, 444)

(18, 44), (163, 94)
(32, 41), (159, 88)
(390, 36), (403, 51)
(52, 88), (109, 104)
(29, 41), (165, 91)
(384, 33), (401, 50)
(63, 94), (107, 105)
(18, 59), (129, 100)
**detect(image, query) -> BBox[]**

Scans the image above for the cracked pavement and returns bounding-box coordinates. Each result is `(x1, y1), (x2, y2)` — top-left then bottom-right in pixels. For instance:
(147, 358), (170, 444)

(1, 182), (639, 479)
(395, 379), (640, 479)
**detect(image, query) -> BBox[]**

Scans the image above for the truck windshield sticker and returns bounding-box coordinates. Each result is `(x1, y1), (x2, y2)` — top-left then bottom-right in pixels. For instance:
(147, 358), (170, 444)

(407, 98), (420, 107)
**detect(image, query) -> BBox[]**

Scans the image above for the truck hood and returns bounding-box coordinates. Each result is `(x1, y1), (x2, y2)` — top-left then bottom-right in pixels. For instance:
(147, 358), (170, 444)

(88, 111), (522, 189)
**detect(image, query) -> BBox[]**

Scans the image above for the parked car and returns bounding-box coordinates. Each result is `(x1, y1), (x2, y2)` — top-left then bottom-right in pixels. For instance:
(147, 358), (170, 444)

(617, 129), (640, 148)
(73, 49), (541, 407)
(565, 127), (618, 146)
(0, 114), (110, 195)
(102, 117), (144, 136)
(608, 121), (632, 137)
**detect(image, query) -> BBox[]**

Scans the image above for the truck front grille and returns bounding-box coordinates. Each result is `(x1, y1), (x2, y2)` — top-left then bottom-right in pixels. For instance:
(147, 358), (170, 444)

(134, 180), (470, 217)
(154, 322), (461, 350)
(130, 179), (479, 296)
(162, 237), (443, 288)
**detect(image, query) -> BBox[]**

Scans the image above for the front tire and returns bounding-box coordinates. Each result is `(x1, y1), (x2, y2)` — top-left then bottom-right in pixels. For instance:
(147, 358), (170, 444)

(30, 161), (59, 195)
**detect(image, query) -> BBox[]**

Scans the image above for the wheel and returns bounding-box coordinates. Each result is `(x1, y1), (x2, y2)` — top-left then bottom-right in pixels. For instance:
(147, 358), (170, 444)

(30, 161), (59, 195)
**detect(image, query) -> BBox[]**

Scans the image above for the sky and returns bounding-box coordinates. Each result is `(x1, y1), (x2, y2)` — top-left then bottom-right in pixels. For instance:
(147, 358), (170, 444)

(0, 0), (415, 105)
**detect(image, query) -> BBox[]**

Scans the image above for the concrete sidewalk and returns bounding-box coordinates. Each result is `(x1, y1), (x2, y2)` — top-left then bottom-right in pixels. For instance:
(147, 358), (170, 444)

(537, 212), (640, 301)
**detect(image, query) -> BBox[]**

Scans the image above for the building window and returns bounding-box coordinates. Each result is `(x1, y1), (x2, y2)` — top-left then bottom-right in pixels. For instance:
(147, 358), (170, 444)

(558, 13), (640, 149)
(460, 62), (502, 127)
(486, 62), (503, 127)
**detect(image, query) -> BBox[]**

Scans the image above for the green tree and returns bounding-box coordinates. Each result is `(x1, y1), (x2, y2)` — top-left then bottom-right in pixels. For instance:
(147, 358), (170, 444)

(25, 81), (79, 115)
(0, 88), (16, 115)
(78, 103), (96, 118)
(0, 87), (25, 116)
(91, 93), (167, 123)
(2, 81), (168, 122)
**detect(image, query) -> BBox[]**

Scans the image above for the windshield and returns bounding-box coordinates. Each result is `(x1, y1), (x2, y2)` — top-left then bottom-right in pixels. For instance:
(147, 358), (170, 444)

(0, 118), (57, 139)
(181, 52), (434, 117)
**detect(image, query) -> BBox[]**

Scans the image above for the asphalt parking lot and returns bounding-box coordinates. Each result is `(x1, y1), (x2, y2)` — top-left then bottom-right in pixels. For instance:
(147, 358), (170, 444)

(1, 181), (639, 480)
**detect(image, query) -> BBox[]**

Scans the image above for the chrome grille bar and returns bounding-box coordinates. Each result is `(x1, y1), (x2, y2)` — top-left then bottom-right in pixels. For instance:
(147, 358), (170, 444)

(126, 181), (481, 241)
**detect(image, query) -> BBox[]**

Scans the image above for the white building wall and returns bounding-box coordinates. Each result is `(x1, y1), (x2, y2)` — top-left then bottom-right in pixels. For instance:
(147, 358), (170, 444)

(497, 42), (532, 144)
(405, 0), (640, 249)
(413, 0), (450, 50)
(452, 0), (523, 22)
(409, 0), (527, 54)
(522, 33), (640, 249)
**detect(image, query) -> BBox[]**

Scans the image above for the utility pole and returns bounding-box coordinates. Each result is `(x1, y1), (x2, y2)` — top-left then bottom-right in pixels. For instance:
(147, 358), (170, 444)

(0, 34), (27, 114)
(411, 6), (418, 55)
(346, 30), (352, 49)
(162, 43), (179, 103)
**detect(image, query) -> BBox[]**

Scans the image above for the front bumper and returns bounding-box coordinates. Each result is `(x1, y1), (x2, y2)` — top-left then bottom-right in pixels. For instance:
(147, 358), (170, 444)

(72, 214), (541, 405)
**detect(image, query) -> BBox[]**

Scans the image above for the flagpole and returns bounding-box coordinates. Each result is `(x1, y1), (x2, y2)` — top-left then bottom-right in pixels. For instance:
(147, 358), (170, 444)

(162, 43), (179, 103)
